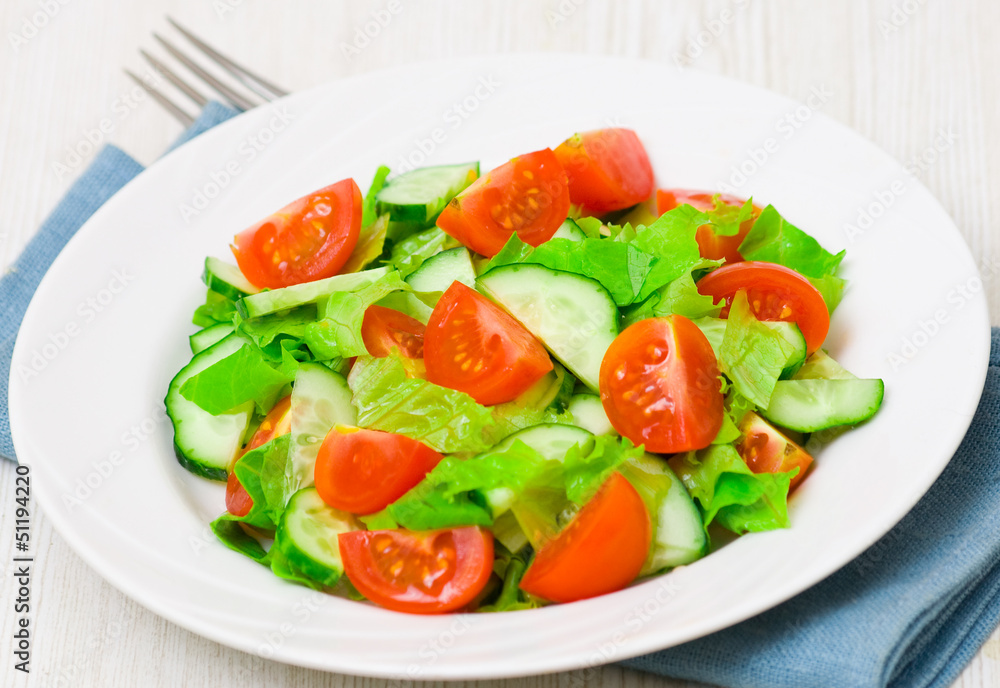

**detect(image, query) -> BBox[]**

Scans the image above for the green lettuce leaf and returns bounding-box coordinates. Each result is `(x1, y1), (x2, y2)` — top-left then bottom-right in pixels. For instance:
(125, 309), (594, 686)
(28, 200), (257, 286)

(192, 289), (236, 328)
(668, 444), (793, 534)
(342, 214), (389, 274)
(630, 205), (704, 301)
(705, 196), (755, 237)
(362, 165), (391, 227)
(348, 355), (497, 453)
(738, 205), (845, 279)
(235, 306), (316, 353)
(808, 274), (847, 315)
(563, 436), (644, 504)
(719, 291), (801, 408)
(180, 342), (293, 415)
(210, 514), (269, 563)
(231, 434), (293, 530)
(389, 481), (493, 530)
(384, 226), (451, 279)
(477, 547), (541, 612)
(303, 270), (409, 359)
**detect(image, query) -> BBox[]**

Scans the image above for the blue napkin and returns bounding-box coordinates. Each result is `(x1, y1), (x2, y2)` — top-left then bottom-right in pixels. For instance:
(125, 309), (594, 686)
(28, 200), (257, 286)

(3, 100), (998, 688)
(0, 102), (238, 460)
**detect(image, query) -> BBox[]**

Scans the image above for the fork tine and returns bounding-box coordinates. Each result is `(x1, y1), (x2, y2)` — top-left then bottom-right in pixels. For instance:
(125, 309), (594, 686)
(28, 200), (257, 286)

(153, 33), (257, 111)
(167, 17), (289, 101)
(140, 49), (209, 108)
(125, 69), (195, 127)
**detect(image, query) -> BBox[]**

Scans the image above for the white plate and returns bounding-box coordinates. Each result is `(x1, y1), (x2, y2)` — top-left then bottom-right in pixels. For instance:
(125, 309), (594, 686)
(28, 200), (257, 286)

(10, 55), (989, 680)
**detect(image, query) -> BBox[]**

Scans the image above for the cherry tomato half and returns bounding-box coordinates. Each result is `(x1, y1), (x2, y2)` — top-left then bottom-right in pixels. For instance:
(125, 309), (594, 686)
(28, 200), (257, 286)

(736, 411), (814, 492)
(554, 128), (655, 213)
(425, 282), (553, 406)
(339, 526), (494, 614)
(361, 305), (426, 358)
(436, 149), (570, 257)
(519, 472), (651, 603)
(231, 178), (362, 289)
(656, 189), (761, 264)
(599, 316), (724, 453)
(226, 395), (292, 517)
(314, 427), (442, 515)
(696, 261), (830, 354)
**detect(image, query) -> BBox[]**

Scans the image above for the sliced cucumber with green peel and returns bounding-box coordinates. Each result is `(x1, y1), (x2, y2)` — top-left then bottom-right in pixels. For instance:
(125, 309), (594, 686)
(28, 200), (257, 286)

(375, 162), (479, 225)
(236, 267), (389, 318)
(764, 320), (808, 379)
(289, 363), (357, 493)
(551, 218), (586, 241)
(619, 453), (707, 574)
(202, 257), (259, 301)
(405, 247), (476, 293)
(477, 264), (618, 391)
(566, 394), (616, 436)
(763, 378), (884, 432)
(274, 487), (358, 587)
(166, 333), (253, 481)
(794, 350), (856, 380)
(189, 322), (234, 355)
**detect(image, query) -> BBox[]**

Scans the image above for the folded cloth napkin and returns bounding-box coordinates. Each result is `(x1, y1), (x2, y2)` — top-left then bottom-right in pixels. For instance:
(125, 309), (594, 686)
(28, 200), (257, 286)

(0, 101), (238, 460)
(2, 100), (998, 688)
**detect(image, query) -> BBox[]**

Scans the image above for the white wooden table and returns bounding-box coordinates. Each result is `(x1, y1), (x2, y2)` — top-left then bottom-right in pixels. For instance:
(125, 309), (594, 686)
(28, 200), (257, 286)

(2, 1), (999, 686)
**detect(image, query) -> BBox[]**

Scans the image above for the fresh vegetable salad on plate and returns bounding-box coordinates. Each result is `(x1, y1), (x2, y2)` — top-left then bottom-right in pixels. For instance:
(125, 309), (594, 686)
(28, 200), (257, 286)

(166, 128), (884, 614)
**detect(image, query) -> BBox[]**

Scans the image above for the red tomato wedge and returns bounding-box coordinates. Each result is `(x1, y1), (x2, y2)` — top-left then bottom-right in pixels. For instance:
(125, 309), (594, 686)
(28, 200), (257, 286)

(361, 305), (426, 358)
(599, 316), (724, 453)
(520, 472), (651, 603)
(339, 527), (494, 614)
(226, 395), (292, 517)
(424, 282), (553, 406)
(696, 261), (830, 354)
(436, 149), (569, 257)
(314, 427), (442, 515)
(736, 411), (814, 492)
(656, 189), (761, 264)
(554, 128), (654, 213)
(231, 178), (362, 289)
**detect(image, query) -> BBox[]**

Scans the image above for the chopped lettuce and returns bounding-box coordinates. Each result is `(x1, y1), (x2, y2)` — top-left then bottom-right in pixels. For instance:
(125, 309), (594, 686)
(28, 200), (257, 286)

(362, 165), (391, 228)
(192, 289), (236, 328)
(738, 205), (844, 279)
(389, 482), (493, 530)
(668, 444), (793, 534)
(477, 547), (541, 612)
(342, 214), (389, 274)
(180, 342), (292, 415)
(210, 514), (270, 563)
(230, 434), (293, 530)
(303, 270), (409, 359)
(348, 355), (497, 453)
(808, 273), (847, 315)
(629, 205), (704, 301)
(623, 265), (723, 327)
(235, 306), (316, 352)
(384, 226), (451, 279)
(563, 435), (644, 504)
(705, 196), (755, 237)
(719, 291), (802, 408)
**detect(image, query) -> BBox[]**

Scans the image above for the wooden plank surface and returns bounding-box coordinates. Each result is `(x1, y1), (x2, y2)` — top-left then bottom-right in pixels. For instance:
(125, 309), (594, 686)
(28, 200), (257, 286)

(1, 1), (998, 686)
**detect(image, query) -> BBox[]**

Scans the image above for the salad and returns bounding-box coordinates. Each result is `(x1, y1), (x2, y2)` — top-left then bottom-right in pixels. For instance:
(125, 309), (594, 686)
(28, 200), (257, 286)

(166, 128), (884, 614)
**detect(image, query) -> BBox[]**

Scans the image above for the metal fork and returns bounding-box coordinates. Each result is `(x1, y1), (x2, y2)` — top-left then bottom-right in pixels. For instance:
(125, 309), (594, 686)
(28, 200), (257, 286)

(125, 17), (289, 126)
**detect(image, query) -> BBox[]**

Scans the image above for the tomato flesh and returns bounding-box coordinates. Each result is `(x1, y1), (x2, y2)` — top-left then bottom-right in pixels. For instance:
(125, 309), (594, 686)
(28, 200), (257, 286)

(599, 316), (724, 453)
(436, 149), (569, 257)
(226, 395), (292, 517)
(314, 427), (442, 515)
(425, 282), (553, 406)
(339, 526), (494, 614)
(361, 305), (426, 358)
(656, 189), (760, 264)
(231, 178), (362, 289)
(554, 128), (654, 213)
(696, 261), (830, 354)
(520, 472), (651, 603)
(736, 411), (814, 491)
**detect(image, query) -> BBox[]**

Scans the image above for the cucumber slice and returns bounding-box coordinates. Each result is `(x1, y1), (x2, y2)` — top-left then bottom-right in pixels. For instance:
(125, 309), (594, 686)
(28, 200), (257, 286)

(274, 487), (358, 587)
(794, 350), (856, 380)
(477, 264), (619, 391)
(202, 257), (260, 301)
(483, 423), (595, 518)
(492, 510), (529, 553)
(289, 363), (357, 493)
(619, 453), (707, 574)
(165, 334), (253, 481)
(566, 394), (616, 436)
(405, 247), (476, 293)
(551, 218), (586, 241)
(375, 162), (479, 225)
(236, 267), (389, 318)
(188, 322), (234, 355)
(764, 320), (808, 379)
(762, 378), (884, 432)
